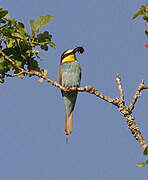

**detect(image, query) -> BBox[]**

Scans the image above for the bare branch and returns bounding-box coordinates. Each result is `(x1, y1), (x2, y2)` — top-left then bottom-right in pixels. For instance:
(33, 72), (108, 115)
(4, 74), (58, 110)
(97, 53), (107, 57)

(26, 70), (120, 106)
(115, 76), (148, 149)
(129, 80), (147, 113)
(115, 74), (125, 104)
(126, 115), (147, 149)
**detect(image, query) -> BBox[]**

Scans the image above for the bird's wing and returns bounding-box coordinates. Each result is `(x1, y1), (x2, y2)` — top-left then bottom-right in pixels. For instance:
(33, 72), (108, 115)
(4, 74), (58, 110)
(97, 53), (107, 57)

(58, 65), (62, 85)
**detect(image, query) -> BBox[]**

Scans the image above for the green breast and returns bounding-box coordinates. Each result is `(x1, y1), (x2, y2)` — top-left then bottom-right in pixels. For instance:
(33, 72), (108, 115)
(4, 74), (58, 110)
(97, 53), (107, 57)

(61, 61), (81, 87)
(60, 61), (81, 117)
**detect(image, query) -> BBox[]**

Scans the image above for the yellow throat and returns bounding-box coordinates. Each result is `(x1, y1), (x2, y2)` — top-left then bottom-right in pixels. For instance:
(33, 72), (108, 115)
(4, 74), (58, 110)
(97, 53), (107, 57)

(62, 54), (76, 63)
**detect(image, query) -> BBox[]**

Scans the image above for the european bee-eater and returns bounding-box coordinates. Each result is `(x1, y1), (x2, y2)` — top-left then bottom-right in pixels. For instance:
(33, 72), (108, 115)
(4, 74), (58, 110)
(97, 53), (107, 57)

(58, 47), (84, 142)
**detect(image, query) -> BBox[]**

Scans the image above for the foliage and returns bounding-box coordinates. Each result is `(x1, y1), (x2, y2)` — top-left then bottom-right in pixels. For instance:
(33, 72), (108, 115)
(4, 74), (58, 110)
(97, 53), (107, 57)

(133, 2), (148, 167)
(0, 8), (55, 83)
(132, 3), (148, 36)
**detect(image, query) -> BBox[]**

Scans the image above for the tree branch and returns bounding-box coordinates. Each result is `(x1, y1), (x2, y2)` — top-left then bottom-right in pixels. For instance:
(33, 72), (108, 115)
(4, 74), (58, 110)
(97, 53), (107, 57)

(115, 76), (148, 149)
(0, 48), (148, 149)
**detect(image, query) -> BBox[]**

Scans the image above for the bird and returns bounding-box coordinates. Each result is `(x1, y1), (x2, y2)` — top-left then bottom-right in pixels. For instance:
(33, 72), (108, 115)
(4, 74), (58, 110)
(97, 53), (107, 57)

(58, 46), (84, 142)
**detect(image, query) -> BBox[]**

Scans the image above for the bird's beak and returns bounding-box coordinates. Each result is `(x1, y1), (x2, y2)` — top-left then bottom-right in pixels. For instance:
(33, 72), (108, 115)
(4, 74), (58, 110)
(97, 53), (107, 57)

(73, 47), (84, 54)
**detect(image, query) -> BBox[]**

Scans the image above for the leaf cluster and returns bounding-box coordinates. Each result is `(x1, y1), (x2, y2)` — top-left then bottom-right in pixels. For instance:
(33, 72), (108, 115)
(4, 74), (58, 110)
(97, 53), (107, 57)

(132, 3), (148, 36)
(0, 8), (55, 82)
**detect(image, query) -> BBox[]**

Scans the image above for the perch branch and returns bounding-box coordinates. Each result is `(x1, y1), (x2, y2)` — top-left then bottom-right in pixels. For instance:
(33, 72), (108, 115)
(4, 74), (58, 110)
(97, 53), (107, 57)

(0, 48), (119, 105)
(0, 48), (148, 149)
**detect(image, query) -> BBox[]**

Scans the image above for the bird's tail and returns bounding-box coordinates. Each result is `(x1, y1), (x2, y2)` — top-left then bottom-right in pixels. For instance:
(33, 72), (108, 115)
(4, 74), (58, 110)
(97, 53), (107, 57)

(65, 111), (73, 143)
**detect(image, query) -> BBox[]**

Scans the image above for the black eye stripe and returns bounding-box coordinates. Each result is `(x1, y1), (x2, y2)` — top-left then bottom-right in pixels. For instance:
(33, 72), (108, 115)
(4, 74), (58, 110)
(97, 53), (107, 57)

(61, 50), (74, 61)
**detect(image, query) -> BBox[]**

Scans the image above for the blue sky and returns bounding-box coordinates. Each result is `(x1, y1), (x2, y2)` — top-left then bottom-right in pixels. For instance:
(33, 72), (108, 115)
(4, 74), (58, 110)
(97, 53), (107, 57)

(1, 0), (148, 179)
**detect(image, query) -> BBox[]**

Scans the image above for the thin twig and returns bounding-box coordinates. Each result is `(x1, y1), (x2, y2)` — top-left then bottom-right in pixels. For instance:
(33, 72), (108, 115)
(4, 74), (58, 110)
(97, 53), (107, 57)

(129, 80), (147, 113)
(115, 74), (125, 104)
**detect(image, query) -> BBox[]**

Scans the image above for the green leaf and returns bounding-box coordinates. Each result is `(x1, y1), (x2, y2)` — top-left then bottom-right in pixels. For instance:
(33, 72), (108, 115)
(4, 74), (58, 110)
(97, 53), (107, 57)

(5, 37), (15, 48)
(0, 8), (9, 24)
(9, 19), (16, 25)
(41, 44), (48, 51)
(37, 31), (52, 43)
(146, 23), (148, 34)
(136, 159), (148, 167)
(32, 60), (40, 71)
(132, 6), (145, 19)
(4, 13), (10, 20)
(2, 48), (15, 57)
(17, 22), (25, 28)
(0, 19), (6, 23)
(0, 56), (12, 74)
(39, 57), (44, 61)
(42, 69), (48, 75)
(0, 63), (4, 71)
(38, 69), (47, 83)
(18, 73), (25, 79)
(0, 76), (4, 83)
(38, 78), (43, 83)
(144, 146), (148, 155)
(11, 32), (25, 40)
(27, 59), (40, 72)
(0, 8), (9, 19)
(26, 49), (39, 56)
(0, 56), (5, 63)
(16, 22), (27, 35)
(49, 41), (56, 49)
(15, 60), (22, 67)
(36, 31), (55, 49)
(29, 15), (53, 34)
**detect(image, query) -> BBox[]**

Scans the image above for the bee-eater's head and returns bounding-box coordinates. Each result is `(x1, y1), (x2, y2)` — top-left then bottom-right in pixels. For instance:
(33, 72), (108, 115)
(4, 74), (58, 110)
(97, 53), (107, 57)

(60, 46), (84, 64)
